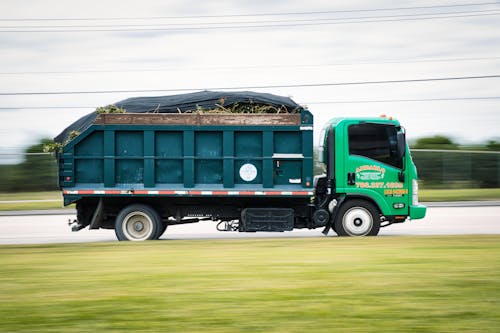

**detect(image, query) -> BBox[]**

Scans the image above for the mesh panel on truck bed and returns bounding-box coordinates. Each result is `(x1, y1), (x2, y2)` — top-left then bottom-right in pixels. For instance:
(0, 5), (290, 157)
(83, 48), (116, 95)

(54, 91), (303, 143)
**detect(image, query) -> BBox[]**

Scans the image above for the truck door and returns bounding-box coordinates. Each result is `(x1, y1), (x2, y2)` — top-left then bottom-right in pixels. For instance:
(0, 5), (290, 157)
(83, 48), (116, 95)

(344, 122), (409, 215)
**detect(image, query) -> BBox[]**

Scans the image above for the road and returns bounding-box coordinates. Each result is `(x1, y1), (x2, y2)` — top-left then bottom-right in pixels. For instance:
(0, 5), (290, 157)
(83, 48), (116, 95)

(0, 205), (499, 245)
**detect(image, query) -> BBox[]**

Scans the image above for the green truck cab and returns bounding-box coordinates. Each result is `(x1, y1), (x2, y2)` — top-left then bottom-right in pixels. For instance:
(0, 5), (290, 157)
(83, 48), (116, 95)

(316, 117), (426, 236)
(56, 92), (425, 241)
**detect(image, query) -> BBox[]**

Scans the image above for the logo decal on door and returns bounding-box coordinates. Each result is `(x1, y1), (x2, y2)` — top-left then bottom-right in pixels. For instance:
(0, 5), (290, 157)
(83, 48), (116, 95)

(355, 165), (386, 181)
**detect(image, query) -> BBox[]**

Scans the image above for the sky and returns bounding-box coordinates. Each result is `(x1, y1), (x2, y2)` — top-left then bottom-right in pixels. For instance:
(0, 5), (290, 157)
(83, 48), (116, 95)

(1, 0), (500, 163)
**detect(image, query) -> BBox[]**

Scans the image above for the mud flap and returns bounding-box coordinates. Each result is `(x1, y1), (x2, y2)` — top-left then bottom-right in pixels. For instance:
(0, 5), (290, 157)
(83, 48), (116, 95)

(322, 196), (345, 235)
(89, 198), (104, 230)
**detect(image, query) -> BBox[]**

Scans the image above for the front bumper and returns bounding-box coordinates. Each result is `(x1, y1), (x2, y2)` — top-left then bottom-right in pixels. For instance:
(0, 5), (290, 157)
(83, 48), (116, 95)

(409, 204), (427, 220)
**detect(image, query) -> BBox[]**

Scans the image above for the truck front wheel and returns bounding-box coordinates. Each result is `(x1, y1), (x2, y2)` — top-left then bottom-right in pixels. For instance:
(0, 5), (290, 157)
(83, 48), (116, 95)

(334, 200), (380, 237)
(115, 204), (162, 241)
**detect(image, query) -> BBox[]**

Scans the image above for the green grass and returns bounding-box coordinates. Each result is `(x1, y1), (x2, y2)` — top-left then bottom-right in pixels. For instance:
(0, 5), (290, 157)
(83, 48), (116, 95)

(0, 236), (499, 332)
(420, 188), (500, 202)
(0, 191), (60, 201)
(0, 191), (66, 211)
(0, 201), (66, 211)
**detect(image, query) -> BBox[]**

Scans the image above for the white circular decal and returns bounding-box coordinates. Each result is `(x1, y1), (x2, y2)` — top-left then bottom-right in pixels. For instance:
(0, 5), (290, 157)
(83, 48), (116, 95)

(239, 163), (257, 182)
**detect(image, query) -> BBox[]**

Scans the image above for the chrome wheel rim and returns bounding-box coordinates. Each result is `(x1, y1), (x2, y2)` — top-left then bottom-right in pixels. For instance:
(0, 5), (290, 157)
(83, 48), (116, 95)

(342, 207), (373, 236)
(122, 212), (154, 241)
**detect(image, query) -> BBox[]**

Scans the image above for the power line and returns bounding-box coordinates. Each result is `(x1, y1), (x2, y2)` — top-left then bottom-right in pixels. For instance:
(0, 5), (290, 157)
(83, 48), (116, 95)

(411, 149), (500, 154)
(0, 74), (499, 96)
(0, 2), (497, 22)
(0, 153), (50, 156)
(304, 96), (500, 104)
(0, 106), (94, 110)
(1, 9), (498, 29)
(1, 56), (499, 76)
(1, 12), (499, 33)
(2, 96), (500, 110)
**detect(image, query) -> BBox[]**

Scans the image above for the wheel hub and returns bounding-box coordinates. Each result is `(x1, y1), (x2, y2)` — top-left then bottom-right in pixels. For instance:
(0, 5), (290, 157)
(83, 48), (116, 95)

(133, 221), (144, 232)
(353, 218), (363, 227)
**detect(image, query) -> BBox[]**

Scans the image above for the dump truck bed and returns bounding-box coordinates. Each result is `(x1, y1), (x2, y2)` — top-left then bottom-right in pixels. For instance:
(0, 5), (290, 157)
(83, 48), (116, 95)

(59, 111), (314, 205)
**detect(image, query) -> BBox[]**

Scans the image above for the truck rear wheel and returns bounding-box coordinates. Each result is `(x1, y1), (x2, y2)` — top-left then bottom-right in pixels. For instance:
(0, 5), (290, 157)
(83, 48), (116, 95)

(115, 204), (162, 241)
(334, 199), (380, 237)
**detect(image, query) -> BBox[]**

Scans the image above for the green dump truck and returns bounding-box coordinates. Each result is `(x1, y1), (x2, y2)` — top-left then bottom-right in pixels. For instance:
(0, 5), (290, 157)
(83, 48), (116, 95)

(56, 91), (426, 241)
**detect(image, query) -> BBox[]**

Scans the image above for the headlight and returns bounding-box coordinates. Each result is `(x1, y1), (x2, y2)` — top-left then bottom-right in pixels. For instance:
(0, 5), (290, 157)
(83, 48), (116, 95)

(412, 179), (419, 206)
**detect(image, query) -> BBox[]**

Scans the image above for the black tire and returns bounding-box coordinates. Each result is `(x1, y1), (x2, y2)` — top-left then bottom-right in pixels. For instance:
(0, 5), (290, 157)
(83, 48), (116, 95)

(115, 204), (162, 241)
(334, 199), (380, 237)
(157, 223), (168, 239)
(331, 223), (338, 235)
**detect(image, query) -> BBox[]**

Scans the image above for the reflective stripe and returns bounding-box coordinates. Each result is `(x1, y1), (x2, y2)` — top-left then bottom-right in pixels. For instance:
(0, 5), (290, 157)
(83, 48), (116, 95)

(107, 190), (122, 194)
(212, 191), (229, 195)
(158, 190), (175, 195)
(64, 190), (314, 196)
(292, 191), (311, 196)
(133, 190), (149, 195)
(64, 190), (79, 195)
(175, 190), (188, 195)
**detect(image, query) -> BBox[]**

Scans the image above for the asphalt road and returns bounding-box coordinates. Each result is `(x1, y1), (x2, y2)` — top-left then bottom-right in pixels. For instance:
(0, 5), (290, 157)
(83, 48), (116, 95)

(0, 205), (499, 245)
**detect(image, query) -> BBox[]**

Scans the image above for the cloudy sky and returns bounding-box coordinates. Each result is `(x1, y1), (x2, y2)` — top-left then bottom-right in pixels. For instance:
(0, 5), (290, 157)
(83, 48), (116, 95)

(1, 0), (499, 162)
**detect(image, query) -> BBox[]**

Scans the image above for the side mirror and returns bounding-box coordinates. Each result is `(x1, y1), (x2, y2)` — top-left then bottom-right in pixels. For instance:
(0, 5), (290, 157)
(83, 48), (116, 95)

(396, 132), (406, 159)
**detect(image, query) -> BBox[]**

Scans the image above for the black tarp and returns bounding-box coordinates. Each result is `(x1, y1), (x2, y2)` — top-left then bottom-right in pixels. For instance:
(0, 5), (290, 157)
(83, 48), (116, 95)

(54, 91), (302, 143)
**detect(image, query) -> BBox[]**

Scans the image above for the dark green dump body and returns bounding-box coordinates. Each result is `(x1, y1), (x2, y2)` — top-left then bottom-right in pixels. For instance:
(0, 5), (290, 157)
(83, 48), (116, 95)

(60, 111), (314, 205)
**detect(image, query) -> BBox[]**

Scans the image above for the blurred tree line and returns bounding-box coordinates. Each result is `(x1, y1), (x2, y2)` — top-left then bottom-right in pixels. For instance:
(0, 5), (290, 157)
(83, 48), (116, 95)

(410, 136), (500, 188)
(0, 139), (58, 192)
(0, 136), (499, 192)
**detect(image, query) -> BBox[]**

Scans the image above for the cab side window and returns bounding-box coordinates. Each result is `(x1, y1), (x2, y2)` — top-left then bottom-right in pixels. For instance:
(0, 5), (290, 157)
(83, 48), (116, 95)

(348, 123), (402, 169)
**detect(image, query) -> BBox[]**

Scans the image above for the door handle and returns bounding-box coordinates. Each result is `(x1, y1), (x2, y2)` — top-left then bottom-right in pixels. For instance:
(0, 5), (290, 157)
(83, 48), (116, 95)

(275, 160), (283, 176)
(347, 172), (356, 185)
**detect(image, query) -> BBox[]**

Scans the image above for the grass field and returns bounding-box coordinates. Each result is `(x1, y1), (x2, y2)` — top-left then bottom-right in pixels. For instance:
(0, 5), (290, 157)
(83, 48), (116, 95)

(0, 236), (499, 332)
(420, 188), (500, 202)
(0, 189), (499, 211)
(0, 191), (66, 211)
(0, 191), (60, 201)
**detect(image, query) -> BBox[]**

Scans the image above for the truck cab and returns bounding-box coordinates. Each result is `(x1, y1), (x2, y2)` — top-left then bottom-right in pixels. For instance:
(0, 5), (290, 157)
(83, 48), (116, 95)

(316, 117), (426, 236)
